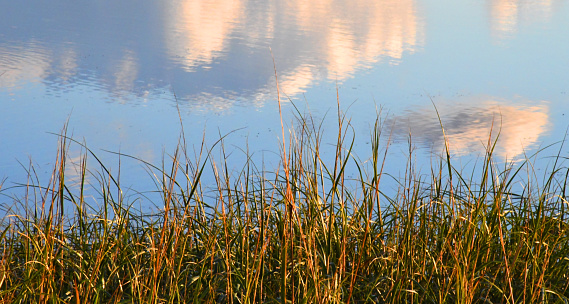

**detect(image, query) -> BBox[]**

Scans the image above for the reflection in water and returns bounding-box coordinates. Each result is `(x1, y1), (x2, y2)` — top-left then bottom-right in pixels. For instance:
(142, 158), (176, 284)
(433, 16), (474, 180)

(164, 0), (423, 102)
(165, 0), (244, 72)
(112, 50), (139, 96)
(0, 44), (149, 101)
(394, 97), (550, 160)
(0, 43), (52, 89)
(276, 64), (317, 98)
(293, 0), (422, 79)
(489, 0), (553, 39)
(50, 47), (79, 84)
(1, 0), (566, 201)
(1, 0), (423, 110)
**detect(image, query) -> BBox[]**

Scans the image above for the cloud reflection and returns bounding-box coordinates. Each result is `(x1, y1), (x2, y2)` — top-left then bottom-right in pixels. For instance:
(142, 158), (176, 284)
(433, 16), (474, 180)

(489, 0), (553, 39)
(293, 0), (423, 79)
(394, 96), (550, 160)
(165, 0), (244, 72)
(164, 0), (423, 104)
(0, 43), (52, 90)
(0, 42), (147, 100)
(112, 50), (139, 96)
(2, 0), (423, 110)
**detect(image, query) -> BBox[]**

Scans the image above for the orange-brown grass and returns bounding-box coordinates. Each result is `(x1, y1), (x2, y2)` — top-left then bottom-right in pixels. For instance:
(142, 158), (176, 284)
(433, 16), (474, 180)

(0, 109), (568, 304)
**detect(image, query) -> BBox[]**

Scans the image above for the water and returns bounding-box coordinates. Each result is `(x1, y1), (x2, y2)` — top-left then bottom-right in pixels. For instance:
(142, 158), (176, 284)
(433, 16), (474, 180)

(1, 0), (568, 208)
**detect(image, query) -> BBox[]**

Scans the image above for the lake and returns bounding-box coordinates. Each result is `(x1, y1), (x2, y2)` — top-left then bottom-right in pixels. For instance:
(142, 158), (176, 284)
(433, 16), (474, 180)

(1, 0), (568, 208)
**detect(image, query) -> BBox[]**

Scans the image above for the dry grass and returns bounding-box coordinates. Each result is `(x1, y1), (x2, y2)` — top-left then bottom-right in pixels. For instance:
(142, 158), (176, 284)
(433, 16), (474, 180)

(0, 107), (568, 303)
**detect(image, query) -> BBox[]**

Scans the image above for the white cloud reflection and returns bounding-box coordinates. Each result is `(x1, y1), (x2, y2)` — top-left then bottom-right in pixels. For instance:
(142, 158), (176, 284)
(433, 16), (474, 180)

(112, 50), (139, 95)
(0, 43), (52, 90)
(164, 0), (245, 72)
(2, 0), (423, 109)
(292, 0), (423, 78)
(164, 0), (423, 103)
(394, 96), (550, 160)
(489, 0), (554, 40)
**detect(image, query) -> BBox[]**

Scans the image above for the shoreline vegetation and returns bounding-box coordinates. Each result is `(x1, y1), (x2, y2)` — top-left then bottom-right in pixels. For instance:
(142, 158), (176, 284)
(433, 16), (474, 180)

(1, 107), (568, 303)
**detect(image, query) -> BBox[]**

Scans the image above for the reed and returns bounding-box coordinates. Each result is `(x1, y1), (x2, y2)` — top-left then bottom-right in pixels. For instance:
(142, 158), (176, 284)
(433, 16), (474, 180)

(0, 108), (568, 303)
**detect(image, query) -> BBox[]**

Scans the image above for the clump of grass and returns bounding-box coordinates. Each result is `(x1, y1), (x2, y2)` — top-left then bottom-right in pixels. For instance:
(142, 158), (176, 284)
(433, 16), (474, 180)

(0, 107), (568, 304)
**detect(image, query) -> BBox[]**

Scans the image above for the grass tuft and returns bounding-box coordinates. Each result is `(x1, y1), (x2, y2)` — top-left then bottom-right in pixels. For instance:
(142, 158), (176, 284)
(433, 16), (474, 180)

(1, 110), (568, 303)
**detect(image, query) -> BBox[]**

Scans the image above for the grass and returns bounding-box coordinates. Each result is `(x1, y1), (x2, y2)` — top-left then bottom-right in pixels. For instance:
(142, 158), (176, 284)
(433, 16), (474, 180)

(0, 105), (568, 303)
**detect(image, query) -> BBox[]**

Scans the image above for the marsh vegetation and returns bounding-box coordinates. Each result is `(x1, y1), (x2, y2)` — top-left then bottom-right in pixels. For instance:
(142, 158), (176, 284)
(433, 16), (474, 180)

(1, 107), (568, 303)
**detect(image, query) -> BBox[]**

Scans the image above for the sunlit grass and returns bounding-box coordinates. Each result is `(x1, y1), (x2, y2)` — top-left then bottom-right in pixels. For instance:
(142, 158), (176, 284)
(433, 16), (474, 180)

(0, 107), (568, 303)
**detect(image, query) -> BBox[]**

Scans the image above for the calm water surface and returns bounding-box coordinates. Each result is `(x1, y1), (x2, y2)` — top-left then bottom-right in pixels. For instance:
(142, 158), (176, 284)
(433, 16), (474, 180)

(1, 0), (568, 205)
